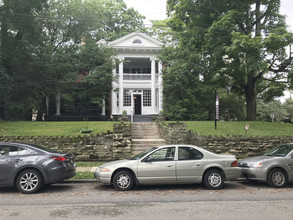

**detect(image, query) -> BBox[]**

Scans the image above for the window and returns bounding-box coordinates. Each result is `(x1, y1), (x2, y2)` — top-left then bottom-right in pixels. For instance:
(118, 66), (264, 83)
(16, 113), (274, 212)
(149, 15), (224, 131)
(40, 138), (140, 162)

(149, 147), (175, 161)
(123, 90), (131, 106)
(0, 146), (36, 156)
(178, 147), (203, 160)
(143, 90), (151, 106)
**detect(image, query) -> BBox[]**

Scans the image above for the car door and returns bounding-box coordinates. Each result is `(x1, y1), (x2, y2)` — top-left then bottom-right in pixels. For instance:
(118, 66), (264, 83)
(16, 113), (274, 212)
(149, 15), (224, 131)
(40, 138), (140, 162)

(137, 146), (176, 184)
(0, 145), (20, 186)
(176, 146), (205, 183)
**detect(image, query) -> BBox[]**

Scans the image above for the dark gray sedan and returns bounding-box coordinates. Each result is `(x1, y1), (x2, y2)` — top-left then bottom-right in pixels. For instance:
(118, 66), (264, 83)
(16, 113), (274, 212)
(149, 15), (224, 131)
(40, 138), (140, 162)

(239, 143), (293, 187)
(0, 142), (76, 193)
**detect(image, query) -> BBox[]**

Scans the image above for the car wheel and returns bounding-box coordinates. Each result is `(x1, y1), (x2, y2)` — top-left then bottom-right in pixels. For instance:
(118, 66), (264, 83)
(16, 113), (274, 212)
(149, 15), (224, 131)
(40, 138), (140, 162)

(113, 170), (134, 191)
(203, 169), (224, 190)
(16, 169), (43, 194)
(268, 168), (287, 188)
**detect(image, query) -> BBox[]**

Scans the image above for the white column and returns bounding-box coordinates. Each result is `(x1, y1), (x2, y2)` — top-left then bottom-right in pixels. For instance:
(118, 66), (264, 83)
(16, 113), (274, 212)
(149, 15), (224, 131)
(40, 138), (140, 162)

(151, 58), (156, 114)
(55, 89), (61, 116)
(119, 58), (124, 114)
(111, 67), (117, 115)
(158, 61), (163, 113)
(102, 99), (106, 115)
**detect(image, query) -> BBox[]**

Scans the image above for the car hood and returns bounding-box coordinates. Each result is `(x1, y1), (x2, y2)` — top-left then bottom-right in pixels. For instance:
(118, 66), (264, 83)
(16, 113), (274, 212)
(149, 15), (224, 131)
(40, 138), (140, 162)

(239, 156), (274, 163)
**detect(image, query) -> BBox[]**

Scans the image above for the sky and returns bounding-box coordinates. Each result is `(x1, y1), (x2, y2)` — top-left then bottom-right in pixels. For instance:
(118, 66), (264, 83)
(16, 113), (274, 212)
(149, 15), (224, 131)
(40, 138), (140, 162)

(124, 0), (293, 30)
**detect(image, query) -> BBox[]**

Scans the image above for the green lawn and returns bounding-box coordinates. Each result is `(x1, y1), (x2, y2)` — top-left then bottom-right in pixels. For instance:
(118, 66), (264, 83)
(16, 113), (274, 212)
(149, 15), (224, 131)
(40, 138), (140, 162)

(0, 121), (116, 136)
(1, 121), (292, 137)
(182, 121), (293, 136)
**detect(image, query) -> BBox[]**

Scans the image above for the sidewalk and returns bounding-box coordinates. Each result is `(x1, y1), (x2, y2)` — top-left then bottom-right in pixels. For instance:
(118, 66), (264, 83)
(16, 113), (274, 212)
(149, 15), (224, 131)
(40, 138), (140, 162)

(76, 166), (98, 172)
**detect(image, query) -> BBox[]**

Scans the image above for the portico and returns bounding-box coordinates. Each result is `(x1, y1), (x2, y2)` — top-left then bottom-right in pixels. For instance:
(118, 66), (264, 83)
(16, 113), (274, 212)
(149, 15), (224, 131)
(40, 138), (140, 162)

(108, 32), (164, 117)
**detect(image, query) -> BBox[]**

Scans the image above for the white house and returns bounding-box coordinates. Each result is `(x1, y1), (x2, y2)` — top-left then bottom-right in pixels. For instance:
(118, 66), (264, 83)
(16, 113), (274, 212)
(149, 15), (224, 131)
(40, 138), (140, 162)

(108, 32), (164, 118)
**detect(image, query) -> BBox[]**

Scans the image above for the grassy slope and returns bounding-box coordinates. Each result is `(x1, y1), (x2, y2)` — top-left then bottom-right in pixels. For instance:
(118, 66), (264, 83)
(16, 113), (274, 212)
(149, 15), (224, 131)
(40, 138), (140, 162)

(183, 121), (293, 136)
(0, 121), (292, 137)
(0, 121), (116, 136)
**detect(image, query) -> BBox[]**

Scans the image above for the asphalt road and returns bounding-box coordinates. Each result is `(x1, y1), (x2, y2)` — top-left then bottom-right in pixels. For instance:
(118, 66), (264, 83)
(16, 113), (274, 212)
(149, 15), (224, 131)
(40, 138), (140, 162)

(0, 181), (292, 220)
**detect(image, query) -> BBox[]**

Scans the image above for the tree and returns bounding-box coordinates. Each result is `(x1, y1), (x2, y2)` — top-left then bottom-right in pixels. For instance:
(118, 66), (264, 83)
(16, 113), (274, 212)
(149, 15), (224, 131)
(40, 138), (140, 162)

(167, 0), (293, 120)
(0, 0), (145, 120)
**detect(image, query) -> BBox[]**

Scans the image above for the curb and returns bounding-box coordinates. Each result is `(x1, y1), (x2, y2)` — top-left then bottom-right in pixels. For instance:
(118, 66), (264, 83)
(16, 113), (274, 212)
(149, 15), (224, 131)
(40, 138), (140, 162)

(63, 179), (97, 184)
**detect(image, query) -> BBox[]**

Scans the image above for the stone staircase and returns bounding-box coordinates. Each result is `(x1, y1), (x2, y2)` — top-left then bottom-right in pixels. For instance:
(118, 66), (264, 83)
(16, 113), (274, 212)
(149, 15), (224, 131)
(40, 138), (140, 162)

(131, 123), (166, 155)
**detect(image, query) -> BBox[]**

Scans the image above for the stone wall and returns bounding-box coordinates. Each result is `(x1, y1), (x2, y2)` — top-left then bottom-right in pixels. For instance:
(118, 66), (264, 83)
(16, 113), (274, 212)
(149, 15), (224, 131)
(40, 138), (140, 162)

(0, 122), (132, 161)
(158, 122), (293, 159)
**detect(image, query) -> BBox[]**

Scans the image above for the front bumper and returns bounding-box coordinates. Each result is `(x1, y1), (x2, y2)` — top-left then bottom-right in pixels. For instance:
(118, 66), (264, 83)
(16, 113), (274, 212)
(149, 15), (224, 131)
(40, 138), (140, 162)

(94, 169), (112, 185)
(240, 167), (267, 182)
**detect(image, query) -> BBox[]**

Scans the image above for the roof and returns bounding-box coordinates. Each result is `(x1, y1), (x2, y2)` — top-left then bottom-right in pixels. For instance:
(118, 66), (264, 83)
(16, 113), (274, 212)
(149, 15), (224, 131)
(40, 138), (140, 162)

(108, 32), (163, 50)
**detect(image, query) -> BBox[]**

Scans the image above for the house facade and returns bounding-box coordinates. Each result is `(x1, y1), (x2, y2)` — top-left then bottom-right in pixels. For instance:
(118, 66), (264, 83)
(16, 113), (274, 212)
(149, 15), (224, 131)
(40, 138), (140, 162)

(45, 32), (163, 121)
(109, 32), (164, 118)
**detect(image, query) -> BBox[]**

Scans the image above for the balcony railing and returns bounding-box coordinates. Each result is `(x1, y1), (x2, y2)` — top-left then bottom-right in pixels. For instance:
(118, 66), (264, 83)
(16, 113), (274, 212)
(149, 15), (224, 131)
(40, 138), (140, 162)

(123, 73), (158, 81)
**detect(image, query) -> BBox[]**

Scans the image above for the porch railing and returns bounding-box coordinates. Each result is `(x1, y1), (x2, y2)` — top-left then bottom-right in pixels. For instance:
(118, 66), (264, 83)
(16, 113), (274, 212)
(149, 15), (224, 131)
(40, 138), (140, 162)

(123, 73), (158, 81)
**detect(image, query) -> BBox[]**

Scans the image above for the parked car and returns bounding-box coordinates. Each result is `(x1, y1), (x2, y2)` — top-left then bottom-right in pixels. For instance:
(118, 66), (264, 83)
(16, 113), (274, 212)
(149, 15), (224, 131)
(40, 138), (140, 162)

(0, 142), (76, 194)
(238, 143), (293, 188)
(94, 145), (241, 191)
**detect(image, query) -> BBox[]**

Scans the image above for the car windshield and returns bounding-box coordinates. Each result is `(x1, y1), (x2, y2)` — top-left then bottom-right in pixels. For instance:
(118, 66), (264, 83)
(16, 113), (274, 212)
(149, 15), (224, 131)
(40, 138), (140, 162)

(264, 144), (293, 157)
(129, 147), (157, 160)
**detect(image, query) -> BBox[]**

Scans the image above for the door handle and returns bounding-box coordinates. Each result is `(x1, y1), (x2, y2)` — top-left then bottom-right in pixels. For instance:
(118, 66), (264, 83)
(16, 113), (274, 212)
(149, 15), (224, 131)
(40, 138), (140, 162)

(194, 163), (202, 167)
(167, 164), (173, 167)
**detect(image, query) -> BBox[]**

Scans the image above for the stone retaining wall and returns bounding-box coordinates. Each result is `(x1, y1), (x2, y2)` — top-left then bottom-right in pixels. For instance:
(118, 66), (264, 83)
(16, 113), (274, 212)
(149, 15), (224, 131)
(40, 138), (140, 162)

(158, 122), (293, 159)
(0, 122), (132, 161)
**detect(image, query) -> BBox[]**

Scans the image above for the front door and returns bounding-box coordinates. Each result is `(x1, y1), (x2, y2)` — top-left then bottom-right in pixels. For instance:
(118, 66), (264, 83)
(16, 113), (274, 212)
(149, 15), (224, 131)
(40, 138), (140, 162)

(134, 94), (141, 114)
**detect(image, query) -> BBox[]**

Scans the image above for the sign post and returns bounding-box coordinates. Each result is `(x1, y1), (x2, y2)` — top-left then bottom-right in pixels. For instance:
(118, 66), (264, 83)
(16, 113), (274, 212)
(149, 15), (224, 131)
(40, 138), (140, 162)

(215, 90), (219, 130)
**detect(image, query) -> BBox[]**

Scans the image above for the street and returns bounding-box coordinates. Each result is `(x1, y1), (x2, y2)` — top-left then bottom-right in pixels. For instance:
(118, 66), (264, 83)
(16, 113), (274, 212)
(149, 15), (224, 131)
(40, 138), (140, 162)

(0, 181), (292, 220)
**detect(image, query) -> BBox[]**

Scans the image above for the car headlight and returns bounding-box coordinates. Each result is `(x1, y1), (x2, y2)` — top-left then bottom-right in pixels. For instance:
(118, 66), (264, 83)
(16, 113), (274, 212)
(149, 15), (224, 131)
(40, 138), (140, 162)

(248, 162), (263, 168)
(99, 167), (110, 172)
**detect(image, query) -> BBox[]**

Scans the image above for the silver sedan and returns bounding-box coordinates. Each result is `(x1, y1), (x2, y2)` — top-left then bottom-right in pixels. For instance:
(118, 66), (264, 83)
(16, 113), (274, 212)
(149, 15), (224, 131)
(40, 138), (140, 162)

(94, 145), (241, 191)
(239, 143), (293, 187)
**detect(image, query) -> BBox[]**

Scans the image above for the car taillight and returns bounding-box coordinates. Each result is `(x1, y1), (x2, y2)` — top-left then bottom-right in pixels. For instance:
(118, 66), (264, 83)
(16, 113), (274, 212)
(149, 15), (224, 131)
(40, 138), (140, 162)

(51, 156), (66, 161)
(231, 161), (238, 167)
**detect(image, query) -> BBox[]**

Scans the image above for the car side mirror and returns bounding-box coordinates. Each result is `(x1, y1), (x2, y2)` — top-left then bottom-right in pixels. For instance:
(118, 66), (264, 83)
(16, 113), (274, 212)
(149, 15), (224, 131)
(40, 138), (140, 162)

(143, 155), (154, 162)
(291, 154), (293, 158)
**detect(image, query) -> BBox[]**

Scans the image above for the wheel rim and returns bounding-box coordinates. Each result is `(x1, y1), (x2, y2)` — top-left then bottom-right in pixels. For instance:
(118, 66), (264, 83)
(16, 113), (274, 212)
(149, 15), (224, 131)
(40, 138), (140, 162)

(19, 172), (39, 192)
(272, 171), (285, 187)
(116, 174), (131, 189)
(208, 173), (222, 188)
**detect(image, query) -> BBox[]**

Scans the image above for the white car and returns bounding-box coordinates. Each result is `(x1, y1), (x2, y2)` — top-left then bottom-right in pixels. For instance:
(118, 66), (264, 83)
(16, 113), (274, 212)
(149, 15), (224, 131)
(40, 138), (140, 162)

(95, 145), (241, 191)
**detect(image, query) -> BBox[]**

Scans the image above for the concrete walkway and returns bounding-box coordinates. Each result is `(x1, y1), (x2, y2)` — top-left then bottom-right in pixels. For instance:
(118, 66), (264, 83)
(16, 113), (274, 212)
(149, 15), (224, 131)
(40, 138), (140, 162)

(76, 167), (98, 172)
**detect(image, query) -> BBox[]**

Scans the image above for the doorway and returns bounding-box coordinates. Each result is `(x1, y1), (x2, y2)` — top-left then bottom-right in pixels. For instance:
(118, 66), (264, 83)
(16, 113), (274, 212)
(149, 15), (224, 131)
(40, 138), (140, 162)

(134, 94), (141, 115)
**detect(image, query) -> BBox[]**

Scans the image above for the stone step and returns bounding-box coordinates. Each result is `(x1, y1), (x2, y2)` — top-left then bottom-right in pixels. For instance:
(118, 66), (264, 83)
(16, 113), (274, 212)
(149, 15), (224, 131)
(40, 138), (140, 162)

(131, 135), (162, 139)
(132, 139), (166, 144)
(132, 143), (166, 150)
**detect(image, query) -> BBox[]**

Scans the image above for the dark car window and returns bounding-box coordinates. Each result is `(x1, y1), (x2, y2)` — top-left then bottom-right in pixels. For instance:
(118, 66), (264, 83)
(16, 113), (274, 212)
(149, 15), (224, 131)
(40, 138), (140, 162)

(178, 147), (203, 160)
(149, 147), (175, 161)
(0, 146), (36, 156)
(264, 144), (293, 157)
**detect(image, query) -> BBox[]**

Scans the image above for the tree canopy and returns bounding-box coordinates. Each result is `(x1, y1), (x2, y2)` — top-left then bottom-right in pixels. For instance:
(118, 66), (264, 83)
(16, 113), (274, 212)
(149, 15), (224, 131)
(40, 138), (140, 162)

(166, 0), (293, 120)
(0, 0), (145, 120)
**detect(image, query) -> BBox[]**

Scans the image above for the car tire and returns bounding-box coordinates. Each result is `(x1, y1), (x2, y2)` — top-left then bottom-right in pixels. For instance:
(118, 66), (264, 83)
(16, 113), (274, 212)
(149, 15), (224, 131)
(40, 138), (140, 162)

(268, 168), (287, 188)
(16, 169), (43, 194)
(203, 169), (224, 190)
(113, 170), (134, 191)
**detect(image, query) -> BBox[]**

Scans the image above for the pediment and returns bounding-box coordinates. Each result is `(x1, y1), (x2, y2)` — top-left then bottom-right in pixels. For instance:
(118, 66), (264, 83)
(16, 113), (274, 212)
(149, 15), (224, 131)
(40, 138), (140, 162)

(108, 32), (163, 49)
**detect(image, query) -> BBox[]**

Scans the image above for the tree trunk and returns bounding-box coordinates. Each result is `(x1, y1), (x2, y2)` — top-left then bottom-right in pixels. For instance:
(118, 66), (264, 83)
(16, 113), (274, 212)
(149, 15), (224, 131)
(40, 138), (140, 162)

(245, 71), (257, 121)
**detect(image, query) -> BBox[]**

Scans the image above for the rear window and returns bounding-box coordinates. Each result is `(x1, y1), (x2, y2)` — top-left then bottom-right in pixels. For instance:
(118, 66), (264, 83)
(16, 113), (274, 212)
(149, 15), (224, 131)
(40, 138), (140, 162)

(29, 144), (59, 154)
